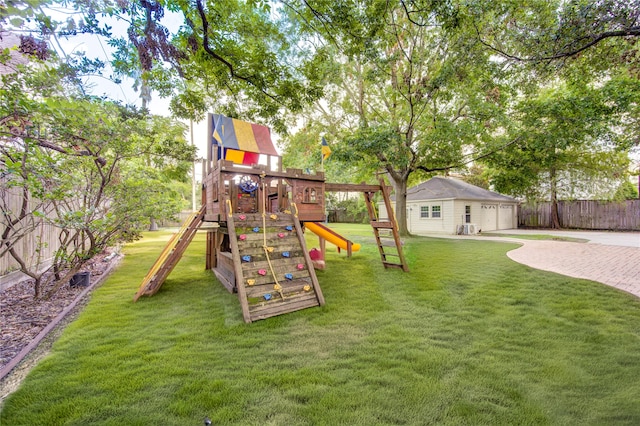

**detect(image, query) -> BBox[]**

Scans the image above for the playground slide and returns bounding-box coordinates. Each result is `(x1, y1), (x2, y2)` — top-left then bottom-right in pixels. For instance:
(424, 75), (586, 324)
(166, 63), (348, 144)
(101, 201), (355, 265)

(304, 222), (361, 252)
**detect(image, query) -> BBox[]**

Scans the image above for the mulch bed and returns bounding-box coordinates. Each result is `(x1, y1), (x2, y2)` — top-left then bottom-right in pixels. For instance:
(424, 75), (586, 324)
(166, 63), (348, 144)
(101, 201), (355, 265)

(0, 251), (121, 400)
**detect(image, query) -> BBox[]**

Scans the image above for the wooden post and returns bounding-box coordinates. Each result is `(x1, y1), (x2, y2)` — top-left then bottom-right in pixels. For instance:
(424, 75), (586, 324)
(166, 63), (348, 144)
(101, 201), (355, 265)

(207, 113), (213, 174)
(225, 214), (252, 323)
(319, 235), (326, 260)
(206, 229), (218, 269)
(293, 212), (325, 306)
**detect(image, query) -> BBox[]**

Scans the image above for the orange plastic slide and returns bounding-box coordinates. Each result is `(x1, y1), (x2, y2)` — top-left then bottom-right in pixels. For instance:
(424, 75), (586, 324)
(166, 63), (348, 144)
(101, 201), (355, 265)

(304, 222), (361, 252)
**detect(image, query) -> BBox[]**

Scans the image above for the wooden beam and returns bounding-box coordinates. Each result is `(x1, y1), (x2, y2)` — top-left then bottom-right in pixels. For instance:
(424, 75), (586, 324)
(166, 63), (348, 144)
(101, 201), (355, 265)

(325, 182), (383, 192)
(217, 160), (325, 181)
(226, 214), (252, 323)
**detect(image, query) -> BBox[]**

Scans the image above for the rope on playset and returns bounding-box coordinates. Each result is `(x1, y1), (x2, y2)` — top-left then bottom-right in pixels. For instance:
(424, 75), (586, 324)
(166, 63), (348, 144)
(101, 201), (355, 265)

(226, 199), (233, 218)
(261, 180), (285, 300)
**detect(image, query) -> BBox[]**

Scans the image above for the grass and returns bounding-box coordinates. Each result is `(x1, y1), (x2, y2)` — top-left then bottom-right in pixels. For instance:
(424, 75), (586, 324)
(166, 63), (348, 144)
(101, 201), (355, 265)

(2, 224), (640, 425)
(479, 232), (589, 243)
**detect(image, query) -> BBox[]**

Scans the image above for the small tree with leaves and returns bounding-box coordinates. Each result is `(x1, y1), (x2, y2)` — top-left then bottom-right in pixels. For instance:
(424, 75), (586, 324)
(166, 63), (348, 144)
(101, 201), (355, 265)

(1, 59), (194, 298)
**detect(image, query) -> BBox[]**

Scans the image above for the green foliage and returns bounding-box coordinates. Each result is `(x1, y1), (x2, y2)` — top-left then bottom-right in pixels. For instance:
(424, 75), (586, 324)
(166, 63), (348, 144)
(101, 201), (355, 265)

(326, 195), (369, 224)
(106, 0), (328, 130)
(486, 78), (635, 201)
(282, 1), (511, 234)
(0, 63), (194, 297)
(460, 164), (490, 189)
(468, 0), (639, 65)
(3, 228), (640, 423)
(613, 180), (639, 201)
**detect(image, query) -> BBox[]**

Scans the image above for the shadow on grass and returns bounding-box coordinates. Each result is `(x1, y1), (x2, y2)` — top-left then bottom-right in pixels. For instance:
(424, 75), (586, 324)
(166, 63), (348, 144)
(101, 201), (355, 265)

(2, 226), (640, 425)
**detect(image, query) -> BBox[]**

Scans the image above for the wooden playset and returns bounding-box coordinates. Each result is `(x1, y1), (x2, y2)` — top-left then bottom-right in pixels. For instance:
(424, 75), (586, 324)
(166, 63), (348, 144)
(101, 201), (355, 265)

(134, 114), (408, 323)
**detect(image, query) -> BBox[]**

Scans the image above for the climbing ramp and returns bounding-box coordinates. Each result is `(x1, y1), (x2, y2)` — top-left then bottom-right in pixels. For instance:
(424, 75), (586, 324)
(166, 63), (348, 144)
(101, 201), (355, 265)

(219, 211), (325, 323)
(134, 206), (205, 301)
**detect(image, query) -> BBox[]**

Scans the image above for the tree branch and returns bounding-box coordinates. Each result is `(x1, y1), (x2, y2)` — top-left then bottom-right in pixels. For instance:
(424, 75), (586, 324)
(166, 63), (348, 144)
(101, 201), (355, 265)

(417, 136), (521, 173)
(475, 24), (640, 62)
(193, 0), (282, 104)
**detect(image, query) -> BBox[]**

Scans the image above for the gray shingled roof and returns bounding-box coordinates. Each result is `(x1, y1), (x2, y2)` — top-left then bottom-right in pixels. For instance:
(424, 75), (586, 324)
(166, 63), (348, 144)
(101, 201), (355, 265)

(397, 176), (517, 202)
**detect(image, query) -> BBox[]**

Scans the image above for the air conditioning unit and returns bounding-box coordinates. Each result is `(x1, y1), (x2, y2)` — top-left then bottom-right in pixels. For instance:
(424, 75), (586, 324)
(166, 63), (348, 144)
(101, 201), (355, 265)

(463, 223), (478, 235)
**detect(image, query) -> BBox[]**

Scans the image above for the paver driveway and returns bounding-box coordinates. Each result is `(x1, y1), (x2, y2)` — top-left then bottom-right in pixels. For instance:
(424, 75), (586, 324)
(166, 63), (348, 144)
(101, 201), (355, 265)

(506, 240), (640, 298)
(478, 230), (640, 298)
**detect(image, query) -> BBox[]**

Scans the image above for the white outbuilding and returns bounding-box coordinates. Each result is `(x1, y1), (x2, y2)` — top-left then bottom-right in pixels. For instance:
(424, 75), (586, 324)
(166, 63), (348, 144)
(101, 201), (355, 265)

(379, 176), (519, 235)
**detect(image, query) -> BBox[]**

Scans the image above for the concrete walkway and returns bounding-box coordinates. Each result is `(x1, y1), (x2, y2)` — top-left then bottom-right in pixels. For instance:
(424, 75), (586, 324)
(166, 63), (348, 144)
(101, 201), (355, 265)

(433, 230), (640, 299)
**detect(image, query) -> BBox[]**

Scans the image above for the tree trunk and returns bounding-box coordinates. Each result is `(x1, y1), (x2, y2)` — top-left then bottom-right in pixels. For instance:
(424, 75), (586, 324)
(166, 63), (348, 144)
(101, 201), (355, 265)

(33, 276), (41, 299)
(550, 167), (561, 229)
(149, 217), (159, 231)
(388, 173), (410, 236)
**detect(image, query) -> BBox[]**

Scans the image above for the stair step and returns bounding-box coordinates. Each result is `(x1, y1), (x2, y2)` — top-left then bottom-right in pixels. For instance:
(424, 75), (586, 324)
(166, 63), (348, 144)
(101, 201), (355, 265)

(134, 207), (205, 301)
(381, 252), (400, 257)
(370, 221), (394, 229)
(379, 240), (400, 247)
(382, 261), (406, 269)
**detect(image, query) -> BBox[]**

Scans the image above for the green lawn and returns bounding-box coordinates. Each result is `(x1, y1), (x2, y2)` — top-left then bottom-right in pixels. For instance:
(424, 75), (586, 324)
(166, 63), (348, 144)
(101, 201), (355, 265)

(2, 224), (640, 425)
(479, 232), (589, 243)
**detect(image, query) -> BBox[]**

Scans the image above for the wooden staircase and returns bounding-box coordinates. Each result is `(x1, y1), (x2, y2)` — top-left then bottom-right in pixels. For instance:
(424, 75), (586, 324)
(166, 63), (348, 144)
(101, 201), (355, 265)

(224, 211), (325, 323)
(364, 181), (409, 272)
(134, 206), (205, 301)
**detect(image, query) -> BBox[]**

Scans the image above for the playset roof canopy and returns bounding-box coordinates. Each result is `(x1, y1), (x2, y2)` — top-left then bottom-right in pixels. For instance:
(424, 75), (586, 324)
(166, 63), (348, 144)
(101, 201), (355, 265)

(210, 114), (278, 165)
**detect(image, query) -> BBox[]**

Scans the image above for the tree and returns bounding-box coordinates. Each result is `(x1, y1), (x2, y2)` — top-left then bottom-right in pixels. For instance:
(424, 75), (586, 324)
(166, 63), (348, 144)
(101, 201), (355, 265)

(2, 0), (327, 130)
(105, 0), (329, 129)
(1, 59), (194, 298)
(468, 0), (640, 63)
(613, 180), (639, 200)
(485, 79), (635, 228)
(281, 1), (510, 235)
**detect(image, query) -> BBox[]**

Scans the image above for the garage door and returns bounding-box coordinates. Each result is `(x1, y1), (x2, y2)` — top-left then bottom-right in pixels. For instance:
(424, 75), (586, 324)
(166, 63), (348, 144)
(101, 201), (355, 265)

(498, 205), (514, 230)
(481, 204), (497, 231)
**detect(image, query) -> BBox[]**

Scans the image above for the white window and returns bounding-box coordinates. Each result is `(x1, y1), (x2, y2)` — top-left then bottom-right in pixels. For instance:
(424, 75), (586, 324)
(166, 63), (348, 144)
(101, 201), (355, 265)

(420, 206), (429, 218)
(465, 205), (471, 223)
(432, 205), (441, 218)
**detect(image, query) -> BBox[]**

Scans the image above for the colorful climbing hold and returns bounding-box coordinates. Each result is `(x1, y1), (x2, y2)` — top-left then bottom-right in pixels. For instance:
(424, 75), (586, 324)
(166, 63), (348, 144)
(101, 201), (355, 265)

(303, 285), (311, 292)
(266, 246), (274, 253)
(284, 209), (291, 214)
(277, 232), (285, 238)
(285, 225), (293, 231)
(252, 227), (260, 233)
(239, 234), (247, 241)
(258, 269), (267, 276)
(264, 293), (272, 300)
(274, 284), (282, 291)
(247, 279), (256, 286)
(239, 214), (246, 221)
(285, 273), (293, 280)
(241, 255), (251, 262)
(296, 263), (304, 270)
(282, 251), (290, 258)
(270, 214), (278, 220)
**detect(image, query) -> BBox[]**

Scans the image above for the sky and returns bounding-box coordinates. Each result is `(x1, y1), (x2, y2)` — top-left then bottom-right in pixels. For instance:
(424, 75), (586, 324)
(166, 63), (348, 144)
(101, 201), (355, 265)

(51, 10), (212, 158)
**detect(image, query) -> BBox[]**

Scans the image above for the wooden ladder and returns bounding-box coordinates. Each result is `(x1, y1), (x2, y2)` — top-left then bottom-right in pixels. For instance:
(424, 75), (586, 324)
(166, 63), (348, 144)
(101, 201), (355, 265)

(364, 180), (409, 272)
(134, 206), (206, 301)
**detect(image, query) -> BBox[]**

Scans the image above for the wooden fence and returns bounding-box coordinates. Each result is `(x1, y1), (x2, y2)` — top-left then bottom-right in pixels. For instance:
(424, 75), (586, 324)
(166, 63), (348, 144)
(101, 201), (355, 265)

(518, 200), (640, 231)
(0, 186), (62, 279)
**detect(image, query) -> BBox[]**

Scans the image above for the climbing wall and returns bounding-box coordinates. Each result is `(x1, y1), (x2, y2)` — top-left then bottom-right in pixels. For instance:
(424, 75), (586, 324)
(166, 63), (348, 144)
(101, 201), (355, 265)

(227, 212), (325, 322)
